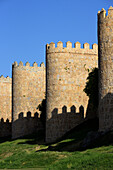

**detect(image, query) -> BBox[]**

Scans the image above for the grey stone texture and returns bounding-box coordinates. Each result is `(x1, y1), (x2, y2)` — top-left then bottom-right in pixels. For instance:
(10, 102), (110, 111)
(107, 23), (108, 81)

(98, 6), (113, 132)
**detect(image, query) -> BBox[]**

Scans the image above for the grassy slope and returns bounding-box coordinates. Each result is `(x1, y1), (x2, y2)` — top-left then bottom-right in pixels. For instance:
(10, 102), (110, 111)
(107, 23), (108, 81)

(0, 118), (113, 169)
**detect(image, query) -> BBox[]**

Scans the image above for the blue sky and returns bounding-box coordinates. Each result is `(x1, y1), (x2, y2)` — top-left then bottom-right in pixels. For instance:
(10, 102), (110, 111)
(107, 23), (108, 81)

(0, 0), (112, 77)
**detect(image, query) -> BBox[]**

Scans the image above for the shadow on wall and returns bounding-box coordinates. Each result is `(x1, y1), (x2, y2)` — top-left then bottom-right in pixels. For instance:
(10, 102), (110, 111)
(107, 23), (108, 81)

(42, 92), (113, 152)
(86, 100), (98, 119)
(84, 67), (98, 119)
(46, 105), (85, 142)
(99, 93), (113, 132)
(12, 111), (44, 139)
(0, 118), (11, 138)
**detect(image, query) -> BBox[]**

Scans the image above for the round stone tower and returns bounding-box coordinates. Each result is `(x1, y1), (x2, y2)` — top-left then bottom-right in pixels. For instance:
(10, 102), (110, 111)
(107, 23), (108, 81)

(12, 61), (45, 121)
(98, 7), (113, 131)
(12, 61), (45, 138)
(46, 41), (98, 142)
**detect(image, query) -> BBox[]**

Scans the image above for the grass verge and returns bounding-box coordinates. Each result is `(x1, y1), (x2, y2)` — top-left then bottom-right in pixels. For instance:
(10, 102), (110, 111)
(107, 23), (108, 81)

(0, 118), (113, 169)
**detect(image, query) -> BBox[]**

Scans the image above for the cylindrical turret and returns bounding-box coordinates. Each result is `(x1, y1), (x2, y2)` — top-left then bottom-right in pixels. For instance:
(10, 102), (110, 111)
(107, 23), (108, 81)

(12, 61), (45, 121)
(0, 76), (12, 122)
(46, 41), (98, 142)
(98, 7), (113, 131)
(12, 61), (46, 138)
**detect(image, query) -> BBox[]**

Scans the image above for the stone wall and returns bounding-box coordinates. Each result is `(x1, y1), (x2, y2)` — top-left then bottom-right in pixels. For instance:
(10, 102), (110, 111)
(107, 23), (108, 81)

(46, 41), (98, 142)
(12, 61), (46, 138)
(12, 111), (43, 139)
(0, 76), (12, 122)
(98, 7), (113, 131)
(46, 105), (84, 142)
(0, 118), (11, 138)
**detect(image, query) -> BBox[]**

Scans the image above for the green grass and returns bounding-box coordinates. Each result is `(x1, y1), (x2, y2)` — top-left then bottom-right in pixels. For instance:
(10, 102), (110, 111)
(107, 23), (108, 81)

(0, 118), (113, 169)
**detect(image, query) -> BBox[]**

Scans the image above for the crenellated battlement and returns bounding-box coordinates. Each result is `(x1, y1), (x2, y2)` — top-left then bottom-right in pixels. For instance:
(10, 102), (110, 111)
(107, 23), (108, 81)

(13, 61), (45, 69)
(46, 41), (98, 54)
(18, 111), (40, 119)
(98, 6), (113, 20)
(12, 59), (46, 123)
(0, 118), (10, 123)
(51, 105), (84, 117)
(46, 104), (85, 142)
(0, 75), (12, 82)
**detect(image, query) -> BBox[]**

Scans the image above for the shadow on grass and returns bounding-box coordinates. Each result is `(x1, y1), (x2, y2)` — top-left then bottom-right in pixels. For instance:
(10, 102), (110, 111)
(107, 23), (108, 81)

(45, 118), (113, 152)
(0, 130), (45, 145)
(37, 118), (100, 152)
(14, 117), (113, 152)
(17, 118), (105, 152)
(16, 129), (45, 145)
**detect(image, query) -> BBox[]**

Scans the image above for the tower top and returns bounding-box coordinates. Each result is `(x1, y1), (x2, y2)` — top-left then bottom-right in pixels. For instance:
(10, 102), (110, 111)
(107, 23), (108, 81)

(46, 41), (98, 55)
(98, 6), (113, 19)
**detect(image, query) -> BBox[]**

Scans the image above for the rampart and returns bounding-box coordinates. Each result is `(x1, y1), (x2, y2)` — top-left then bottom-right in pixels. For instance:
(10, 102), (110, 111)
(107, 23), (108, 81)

(1, 6), (113, 141)
(0, 118), (11, 137)
(46, 105), (84, 142)
(98, 7), (113, 131)
(12, 111), (43, 139)
(46, 41), (98, 142)
(0, 76), (12, 122)
(12, 61), (46, 138)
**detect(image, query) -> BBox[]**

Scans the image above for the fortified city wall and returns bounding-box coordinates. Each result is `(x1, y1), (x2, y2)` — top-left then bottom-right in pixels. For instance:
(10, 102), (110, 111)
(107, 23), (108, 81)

(1, 6), (112, 141)
(46, 41), (98, 142)
(98, 7), (113, 131)
(12, 61), (45, 138)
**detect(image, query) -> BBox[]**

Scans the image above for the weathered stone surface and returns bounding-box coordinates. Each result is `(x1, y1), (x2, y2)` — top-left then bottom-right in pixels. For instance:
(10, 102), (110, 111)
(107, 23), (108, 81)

(12, 113), (43, 139)
(12, 62), (46, 138)
(98, 6), (113, 132)
(0, 76), (12, 122)
(46, 42), (98, 142)
(0, 120), (11, 137)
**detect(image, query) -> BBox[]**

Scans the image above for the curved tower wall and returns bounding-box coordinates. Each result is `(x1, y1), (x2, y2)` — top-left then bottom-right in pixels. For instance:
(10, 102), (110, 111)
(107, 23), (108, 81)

(46, 41), (98, 142)
(98, 7), (113, 131)
(0, 76), (12, 122)
(12, 61), (45, 121)
(12, 61), (45, 138)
